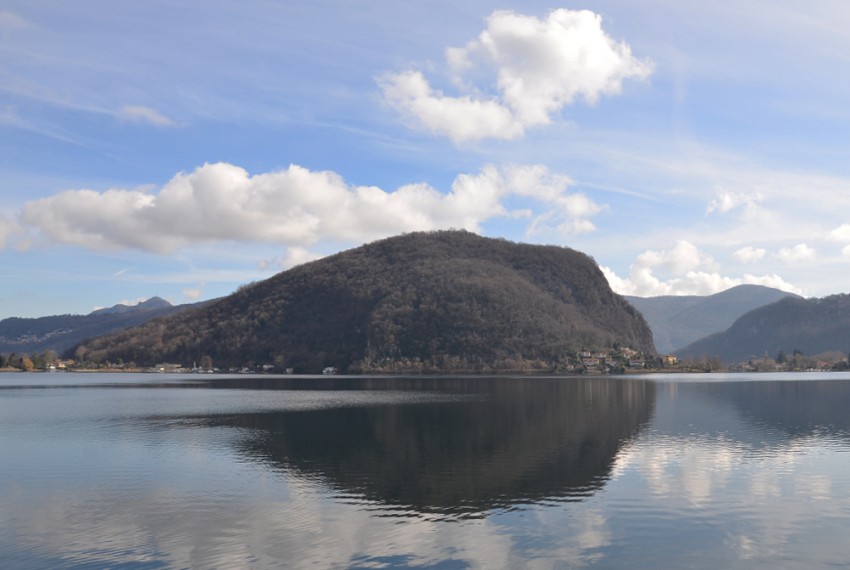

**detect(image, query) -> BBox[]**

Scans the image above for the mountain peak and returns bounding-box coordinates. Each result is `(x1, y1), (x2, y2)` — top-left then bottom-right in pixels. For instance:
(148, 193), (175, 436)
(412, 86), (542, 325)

(91, 296), (173, 316)
(626, 285), (798, 354)
(678, 293), (850, 363)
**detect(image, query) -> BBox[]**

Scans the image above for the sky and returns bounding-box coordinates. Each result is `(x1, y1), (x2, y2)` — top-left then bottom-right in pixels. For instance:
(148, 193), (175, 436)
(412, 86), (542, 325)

(3, 1), (850, 318)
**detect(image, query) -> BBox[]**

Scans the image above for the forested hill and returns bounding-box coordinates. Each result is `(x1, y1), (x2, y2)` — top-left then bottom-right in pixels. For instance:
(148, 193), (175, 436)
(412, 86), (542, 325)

(677, 294), (850, 363)
(625, 284), (799, 354)
(72, 231), (655, 373)
(0, 297), (201, 355)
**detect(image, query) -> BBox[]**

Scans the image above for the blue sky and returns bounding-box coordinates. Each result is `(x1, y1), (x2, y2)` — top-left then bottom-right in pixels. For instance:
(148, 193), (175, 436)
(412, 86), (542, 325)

(3, 1), (850, 318)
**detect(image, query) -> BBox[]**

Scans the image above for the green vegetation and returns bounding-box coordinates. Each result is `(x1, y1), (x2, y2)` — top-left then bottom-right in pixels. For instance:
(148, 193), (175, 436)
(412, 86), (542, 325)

(0, 351), (58, 372)
(625, 285), (799, 354)
(71, 231), (655, 373)
(0, 297), (202, 355)
(678, 293), (850, 365)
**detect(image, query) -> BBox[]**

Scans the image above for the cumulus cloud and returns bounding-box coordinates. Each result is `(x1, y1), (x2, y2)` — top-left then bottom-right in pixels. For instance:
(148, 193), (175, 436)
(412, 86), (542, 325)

(827, 224), (850, 242)
(601, 240), (802, 296)
(118, 105), (175, 127)
(776, 244), (816, 263)
(636, 240), (713, 275)
(706, 188), (764, 215)
(733, 246), (766, 263)
(380, 8), (652, 142)
(19, 162), (602, 253)
(378, 71), (524, 142)
(826, 224), (850, 256)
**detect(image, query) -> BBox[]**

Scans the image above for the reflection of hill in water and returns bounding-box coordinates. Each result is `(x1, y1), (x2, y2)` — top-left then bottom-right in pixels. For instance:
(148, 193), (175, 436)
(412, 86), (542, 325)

(204, 377), (655, 517)
(694, 379), (850, 438)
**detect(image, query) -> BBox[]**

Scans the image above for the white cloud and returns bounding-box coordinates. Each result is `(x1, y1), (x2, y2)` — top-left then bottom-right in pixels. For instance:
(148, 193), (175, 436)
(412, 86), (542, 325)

(477, 163), (603, 237)
(381, 8), (652, 142)
(118, 105), (175, 127)
(828, 224), (850, 243)
(733, 246), (766, 263)
(825, 225), (850, 257)
(737, 273), (803, 293)
(601, 240), (802, 296)
(19, 162), (602, 253)
(614, 268), (800, 297)
(527, 193), (604, 237)
(776, 244), (816, 263)
(378, 71), (523, 143)
(259, 247), (326, 271)
(92, 297), (151, 311)
(458, 9), (654, 122)
(639, 240), (714, 275)
(0, 214), (21, 249)
(706, 188), (763, 215)
(281, 246), (325, 268)
(182, 288), (202, 301)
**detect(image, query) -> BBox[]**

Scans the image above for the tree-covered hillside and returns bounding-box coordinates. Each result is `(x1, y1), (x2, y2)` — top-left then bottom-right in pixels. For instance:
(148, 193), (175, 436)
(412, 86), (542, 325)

(677, 294), (850, 363)
(72, 231), (655, 373)
(626, 284), (799, 354)
(0, 297), (200, 355)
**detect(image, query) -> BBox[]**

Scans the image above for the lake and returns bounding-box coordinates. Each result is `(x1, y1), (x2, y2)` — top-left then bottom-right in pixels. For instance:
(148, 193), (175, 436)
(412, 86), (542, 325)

(1, 372), (850, 568)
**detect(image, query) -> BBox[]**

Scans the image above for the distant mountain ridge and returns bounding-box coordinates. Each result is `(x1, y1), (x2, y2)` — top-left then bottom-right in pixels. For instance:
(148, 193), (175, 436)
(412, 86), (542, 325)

(677, 294), (850, 363)
(0, 297), (202, 355)
(72, 231), (655, 373)
(625, 285), (799, 354)
(90, 296), (173, 316)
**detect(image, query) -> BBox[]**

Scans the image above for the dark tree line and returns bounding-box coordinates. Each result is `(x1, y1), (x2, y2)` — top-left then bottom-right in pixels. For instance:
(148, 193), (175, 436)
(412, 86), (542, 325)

(680, 293), (850, 364)
(0, 351), (58, 371)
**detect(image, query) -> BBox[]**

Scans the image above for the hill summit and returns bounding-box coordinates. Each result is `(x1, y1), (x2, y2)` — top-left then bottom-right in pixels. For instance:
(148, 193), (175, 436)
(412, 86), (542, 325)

(73, 231), (655, 373)
(626, 284), (799, 354)
(90, 296), (173, 316)
(677, 294), (850, 363)
(0, 296), (187, 356)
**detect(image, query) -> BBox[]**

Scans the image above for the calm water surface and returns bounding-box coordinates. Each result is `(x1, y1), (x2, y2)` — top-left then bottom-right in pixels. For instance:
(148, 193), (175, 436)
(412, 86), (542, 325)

(2, 372), (850, 568)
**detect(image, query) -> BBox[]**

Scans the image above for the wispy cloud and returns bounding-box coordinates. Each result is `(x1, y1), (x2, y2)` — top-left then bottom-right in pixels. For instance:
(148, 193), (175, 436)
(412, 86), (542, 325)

(706, 188), (763, 215)
(0, 11), (31, 30)
(118, 105), (176, 127)
(0, 214), (21, 249)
